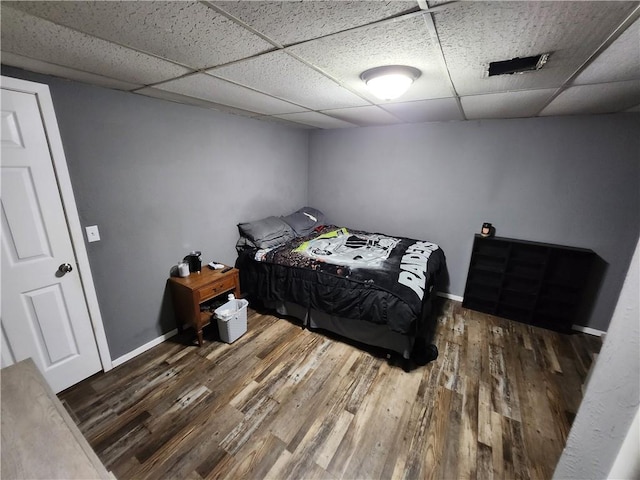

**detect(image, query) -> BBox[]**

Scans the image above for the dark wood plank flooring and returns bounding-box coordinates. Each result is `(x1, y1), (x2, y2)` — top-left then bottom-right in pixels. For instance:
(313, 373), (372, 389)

(59, 299), (601, 480)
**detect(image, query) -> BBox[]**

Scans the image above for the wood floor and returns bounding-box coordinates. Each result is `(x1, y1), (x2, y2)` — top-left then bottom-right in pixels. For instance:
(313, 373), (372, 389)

(59, 299), (601, 480)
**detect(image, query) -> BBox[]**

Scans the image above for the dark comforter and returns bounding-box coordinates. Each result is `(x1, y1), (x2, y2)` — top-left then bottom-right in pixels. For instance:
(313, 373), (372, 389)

(236, 225), (446, 335)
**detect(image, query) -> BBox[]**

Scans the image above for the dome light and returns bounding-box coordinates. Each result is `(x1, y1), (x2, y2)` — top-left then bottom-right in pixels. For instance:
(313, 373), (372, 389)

(360, 65), (421, 100)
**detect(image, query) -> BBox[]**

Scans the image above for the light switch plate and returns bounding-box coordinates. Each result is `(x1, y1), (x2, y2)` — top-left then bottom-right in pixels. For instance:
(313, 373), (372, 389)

(86, 225), (100, 242)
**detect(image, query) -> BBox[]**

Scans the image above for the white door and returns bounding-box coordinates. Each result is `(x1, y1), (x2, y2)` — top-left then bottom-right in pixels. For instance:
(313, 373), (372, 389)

(1, 86), (102, 393)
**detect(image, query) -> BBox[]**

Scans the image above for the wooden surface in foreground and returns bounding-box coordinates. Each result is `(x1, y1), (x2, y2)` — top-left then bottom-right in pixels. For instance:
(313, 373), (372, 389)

(59, 299), (601, 480)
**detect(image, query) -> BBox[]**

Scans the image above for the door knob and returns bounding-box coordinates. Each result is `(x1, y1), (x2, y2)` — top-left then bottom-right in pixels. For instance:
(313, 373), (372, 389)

(58, 263), (73, 274)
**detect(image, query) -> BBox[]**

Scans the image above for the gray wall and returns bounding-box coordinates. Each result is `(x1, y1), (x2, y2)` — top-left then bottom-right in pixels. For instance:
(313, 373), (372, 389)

(2, 67), (309, 359)
(4, 65), (638, 359)
(308, 115), (640, 331)
(553, 238), (639, 479)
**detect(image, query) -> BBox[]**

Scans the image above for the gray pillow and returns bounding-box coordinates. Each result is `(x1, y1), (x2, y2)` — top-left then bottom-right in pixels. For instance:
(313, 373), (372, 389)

(237, 216), (295, 249)
(235, 235), (256, 252)
(281, 207), (327, 236)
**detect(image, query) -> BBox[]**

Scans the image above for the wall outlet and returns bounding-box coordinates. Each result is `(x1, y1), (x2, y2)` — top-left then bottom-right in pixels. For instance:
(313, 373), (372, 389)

(86, 225), (100, 242)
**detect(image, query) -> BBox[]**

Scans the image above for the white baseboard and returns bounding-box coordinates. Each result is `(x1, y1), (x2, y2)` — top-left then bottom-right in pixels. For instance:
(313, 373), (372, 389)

(111, 328), (179, 368)
(571, 325), (606, 337)
(436, 291), (464, 302)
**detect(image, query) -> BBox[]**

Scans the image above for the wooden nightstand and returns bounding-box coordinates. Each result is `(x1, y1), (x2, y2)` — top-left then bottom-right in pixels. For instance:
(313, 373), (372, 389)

(168, 267), (241, 346)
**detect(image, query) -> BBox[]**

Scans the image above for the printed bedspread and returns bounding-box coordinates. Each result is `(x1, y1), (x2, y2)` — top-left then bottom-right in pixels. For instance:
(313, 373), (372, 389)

(237, 225), (446, 335)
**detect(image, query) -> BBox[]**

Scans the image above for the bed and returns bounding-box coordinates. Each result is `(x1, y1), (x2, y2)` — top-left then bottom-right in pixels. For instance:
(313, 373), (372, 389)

(234, 208), (446, 368)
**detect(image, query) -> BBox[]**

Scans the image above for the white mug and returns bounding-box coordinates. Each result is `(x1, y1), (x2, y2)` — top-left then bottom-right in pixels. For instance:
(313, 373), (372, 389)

(178, 261), (190, 277)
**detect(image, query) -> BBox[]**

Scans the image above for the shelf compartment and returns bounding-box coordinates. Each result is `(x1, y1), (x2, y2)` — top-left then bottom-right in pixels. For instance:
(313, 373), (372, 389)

(465, 284), (500, 302)
(538, 288), (580, 306)
(509, 245), (549, 265)
(474, 241), (510, 259)
(471, 258), (506, 274)
(506, 263), (545, 279)
(536, 299), (577, 317)
(534, 315), (572, 333)
(467, 270), (502, 288)
(463, 296), (496, 314)
(499, 290), (537, 310)
(545, 251), (593, 287)
(502, 276), (539, 295)
(496, 304), (531, 323)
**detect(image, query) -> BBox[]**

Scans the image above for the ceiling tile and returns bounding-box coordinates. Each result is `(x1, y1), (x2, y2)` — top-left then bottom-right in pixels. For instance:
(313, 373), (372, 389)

(1, 6), (190, 85)
(435, 2), (639, 96)
(1, 52), (142, 91)
(320, 106), (402, 127)
(274, 112), (358, 129)
(461, 89), (557, 120)
(209, 50), (369, 110)
(540, 80), (640, 116)
(213, 1), (417, 46)
(287, 15), (452, 103)
(134, 87), (257, 116)
(426, 0), (455, 8)
(383, 98), (463, 123)
(6, 1), (274, 70)
(154, 73), (307, 116)
(574, 16), (640, 85)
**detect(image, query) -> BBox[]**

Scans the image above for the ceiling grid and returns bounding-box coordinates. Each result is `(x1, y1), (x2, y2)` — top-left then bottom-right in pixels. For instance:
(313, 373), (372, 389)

(1, 0), (638, 129)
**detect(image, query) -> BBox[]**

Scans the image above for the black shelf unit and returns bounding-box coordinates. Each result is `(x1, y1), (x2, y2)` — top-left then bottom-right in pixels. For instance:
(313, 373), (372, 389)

(463, 234), (596, 333)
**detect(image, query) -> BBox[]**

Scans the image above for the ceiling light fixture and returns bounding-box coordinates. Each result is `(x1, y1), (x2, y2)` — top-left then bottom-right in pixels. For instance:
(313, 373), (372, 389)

(360, 65), (422, 101)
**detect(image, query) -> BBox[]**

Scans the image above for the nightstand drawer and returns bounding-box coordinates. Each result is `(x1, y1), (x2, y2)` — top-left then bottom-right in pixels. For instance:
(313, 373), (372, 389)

(198, 275), (236, 301)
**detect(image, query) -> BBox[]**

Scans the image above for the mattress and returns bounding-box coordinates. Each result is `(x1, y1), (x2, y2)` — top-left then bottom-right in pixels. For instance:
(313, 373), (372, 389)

(236, 225), (446, 337)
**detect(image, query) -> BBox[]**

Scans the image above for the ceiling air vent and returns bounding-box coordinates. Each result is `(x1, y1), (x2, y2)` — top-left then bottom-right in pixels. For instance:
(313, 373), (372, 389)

(488, 53), (550, 77)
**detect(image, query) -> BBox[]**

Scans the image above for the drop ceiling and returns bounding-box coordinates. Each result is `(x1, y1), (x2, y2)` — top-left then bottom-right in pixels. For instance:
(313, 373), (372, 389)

(1, 1), (639, 129)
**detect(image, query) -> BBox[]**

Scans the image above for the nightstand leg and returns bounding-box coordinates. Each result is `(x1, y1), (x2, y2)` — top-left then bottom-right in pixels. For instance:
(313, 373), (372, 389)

(197, 329), (203, 347)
